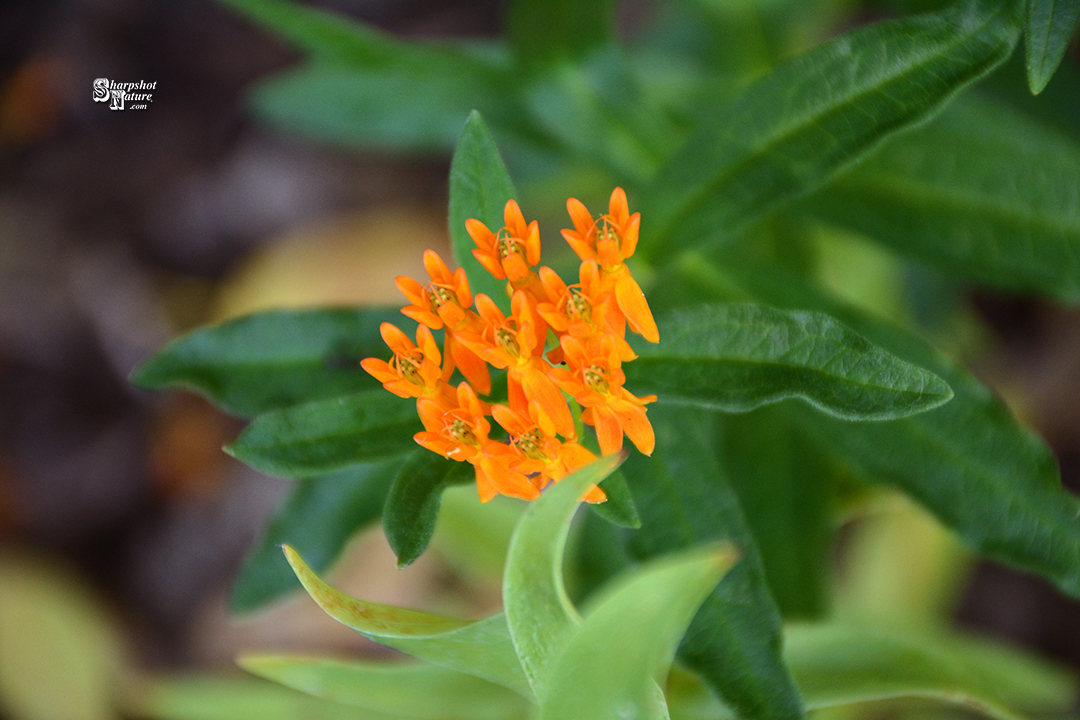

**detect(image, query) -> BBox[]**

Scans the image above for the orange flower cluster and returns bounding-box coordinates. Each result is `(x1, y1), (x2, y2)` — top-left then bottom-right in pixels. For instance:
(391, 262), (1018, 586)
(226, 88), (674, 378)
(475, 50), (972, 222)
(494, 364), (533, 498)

(362, 188), (658, 503)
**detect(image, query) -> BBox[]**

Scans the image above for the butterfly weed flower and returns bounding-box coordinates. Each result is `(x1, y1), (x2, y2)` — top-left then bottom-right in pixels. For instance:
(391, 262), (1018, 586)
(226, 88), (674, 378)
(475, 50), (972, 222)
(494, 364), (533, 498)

(363, 190), (657, 503)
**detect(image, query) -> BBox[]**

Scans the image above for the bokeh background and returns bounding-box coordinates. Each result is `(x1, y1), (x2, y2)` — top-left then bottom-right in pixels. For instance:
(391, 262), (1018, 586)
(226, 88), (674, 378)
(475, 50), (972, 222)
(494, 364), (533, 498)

(0, 0), (1079, 717)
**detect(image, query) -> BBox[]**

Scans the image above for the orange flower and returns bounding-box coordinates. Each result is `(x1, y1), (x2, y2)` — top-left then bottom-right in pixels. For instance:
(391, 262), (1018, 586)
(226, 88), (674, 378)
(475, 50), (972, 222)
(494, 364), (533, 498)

(491, 398), (604, 503)
(395, 250), (490, 395)
(562, 188), (659, 344)
(536, 260), (635, 362)
(456, 291), (575, 438)
(361, 323), (453, 404)
(549, 334), (656, 457)
(415, 382), (538, 502)
(466, 199), (541, 283)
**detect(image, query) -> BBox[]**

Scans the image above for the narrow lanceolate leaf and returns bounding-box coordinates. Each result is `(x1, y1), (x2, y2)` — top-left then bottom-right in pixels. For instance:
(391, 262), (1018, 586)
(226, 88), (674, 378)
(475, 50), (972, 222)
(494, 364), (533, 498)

(239, 656), (530, 720)
(624, 304), (953, 421)
(506, 0), (612, 72)
(283, 546), (531, 697)
(503, 455), (624, 698)
(230, 458), (405, 614)
(1025, 0), (1080, 93)
(667, 624), (1076, 720)
(226, 391), (421, 478)
(131, 307), (405, 418)
(714, 407), (836, 619)
(539, 545), (740, 720)
(449, 112), (517, 311)
(675, 259), (1080, 600)
(642, 0), (1021, 259)
(621, 405), (806, 720)
(382, 450), (474, 569)
(808, 97), (1080, 302)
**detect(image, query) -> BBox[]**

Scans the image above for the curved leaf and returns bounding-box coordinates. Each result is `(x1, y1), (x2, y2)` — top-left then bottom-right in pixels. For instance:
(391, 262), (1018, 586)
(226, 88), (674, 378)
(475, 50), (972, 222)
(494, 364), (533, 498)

(1025, 0), (1080, 94)
(230, 457), (405, 614)
(448, 112), (517, 312)
(283, 546), (530, 696)
(621, 405), (806, 720)
(382, 451), (474, 569)
(239, 656), (529, 720)
(625, 303), (953, 421)
(808, 96), (1080, 302)
(226, 391), (421, 478)
(131, 307), (404, 418)
(642, 0), (1021, 259)
(539, 545), (739, 720)
(503, 455), (624, 698)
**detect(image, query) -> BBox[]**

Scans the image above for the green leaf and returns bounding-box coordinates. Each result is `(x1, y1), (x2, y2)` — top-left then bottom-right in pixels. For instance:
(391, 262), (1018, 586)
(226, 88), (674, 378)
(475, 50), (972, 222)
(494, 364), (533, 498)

(230, 458), (405, 614)
(668, 624), (1076, 720)
(382, 451), (474, 569)
(589, 470), (641, 529)
(642, 0), (1021, 260)
(503, 455), (624, 698)
(0, 553), (123, 720)
(283, 546), (531, 696)
(123, 674), (391, 720)
(621, 404), (806, 720)
(131, 307), (405, 418)
(506, 0), (612, 72)
(673, 258), (1080, 600)
(714, 406), (836, 618)
(448, 112), (518, 311)
(431, 487), (526, 582)
(239, 656), (529, 720)
(226, 391), (421, 478)
(624, 303), (953, 421)
(806, 96), (1080, 302)
(1025, 0), (1080, 93)
(539, 544), (740, 720)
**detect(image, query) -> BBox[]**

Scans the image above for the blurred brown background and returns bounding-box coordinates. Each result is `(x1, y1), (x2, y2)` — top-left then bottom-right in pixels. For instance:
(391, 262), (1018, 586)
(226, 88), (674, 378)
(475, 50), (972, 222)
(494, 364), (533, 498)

(0, 0), (1078, 704)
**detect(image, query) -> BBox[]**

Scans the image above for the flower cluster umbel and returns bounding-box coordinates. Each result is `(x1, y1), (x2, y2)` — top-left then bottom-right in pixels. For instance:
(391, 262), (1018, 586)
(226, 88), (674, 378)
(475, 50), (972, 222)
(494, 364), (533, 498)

(362, 189), (658, 503)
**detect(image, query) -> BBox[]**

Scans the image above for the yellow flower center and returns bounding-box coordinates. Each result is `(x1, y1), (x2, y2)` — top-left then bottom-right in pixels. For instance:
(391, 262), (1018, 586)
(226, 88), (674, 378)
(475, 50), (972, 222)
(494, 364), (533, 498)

(428, 285), (457, 309)
(448, 419), (478, 446)
(514, 429), (548, 460)
(567, 287), (592, 323)
(496, 232), (527, 264)
(398, 356), (425, 386)
(496, 327), (521, 358)
(584, 364), (610, 395)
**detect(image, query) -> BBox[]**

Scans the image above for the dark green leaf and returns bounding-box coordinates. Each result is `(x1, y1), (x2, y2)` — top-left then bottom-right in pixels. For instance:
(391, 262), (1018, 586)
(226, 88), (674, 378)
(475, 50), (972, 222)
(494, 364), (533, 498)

(131, 307), (405, 418)
(642, 0), (1021, 260)
(226, 391), (421, 478)
(283, 546), (531, 696)
(625, 303), (953, 421)
(382, 451), (474, 569)
(806, 96), (1080, 302)
(506, 0), (612, 72)
(448, 112), (518, 311)
(672, 258), (1080, 600)
(715, 406), (836, 618)
(621, 404), (805, 720)
(239, 656), (530, 720)
(230, 458), (404, 614)
(589, 471), (641, 529)
(539, 545), (740, 720)
(1025, 0), (1080, 93)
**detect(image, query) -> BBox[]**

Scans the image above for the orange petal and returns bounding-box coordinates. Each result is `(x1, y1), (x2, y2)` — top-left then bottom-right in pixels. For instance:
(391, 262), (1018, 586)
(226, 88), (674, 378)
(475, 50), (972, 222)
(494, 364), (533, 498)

(617, 402), (654, 456)
(480, 456), (540, 500)
(621, 213), (640, 258)
(567, 197), (594, 236)
(609, 187), (629, 223)
(521, 369), (574, 437)
(415, 431), (455, 458)
(360, 357), (396, 383)
(491, 404), (524, 436)
(504, 199), (526, 234)
(452, 268), (473, 307)
(473, 248), (506, 279)
(561, 229), (596, 262)
(423, 249), (452, 282)
(593, 406), (624, 457)
(466, 218), (494, 247)
(525, 221), (541, 266)
(473, 464), (499, 503)
(417, 325), (441, 366)
(402, 306), (443, 329)
(449, 334), (491, 395)
(474, 294), (505, 325)
(395, 276), (427, 306)
(502, 253), (529, 282)
(614, 272), (659, 343)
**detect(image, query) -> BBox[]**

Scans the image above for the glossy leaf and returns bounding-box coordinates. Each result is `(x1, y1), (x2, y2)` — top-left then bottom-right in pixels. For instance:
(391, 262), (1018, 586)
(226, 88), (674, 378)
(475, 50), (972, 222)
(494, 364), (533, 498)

(1025, 0), (1080, 93)
(621, 404), (806, 720)
(642, 0), (1021, 259)
(230, 458), (405, 614)
(124, 674), (391, 720)
(503, 455), (624, 697)
(382, 450), (474, 569)
(624, 303), (953, 421)
(448, 112), (517, 311)
(807, 96), (1080, 302)
(667, 624), (1076, 720)
(239, 656), (529, 720)
(539, 545), (740, 720)
(673, 258), (1080, 600)
(131, 307), (404, 418)
(714, 406), (836, 618)
(283, 546), (531, 696)
(226, 391), (421, 478)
